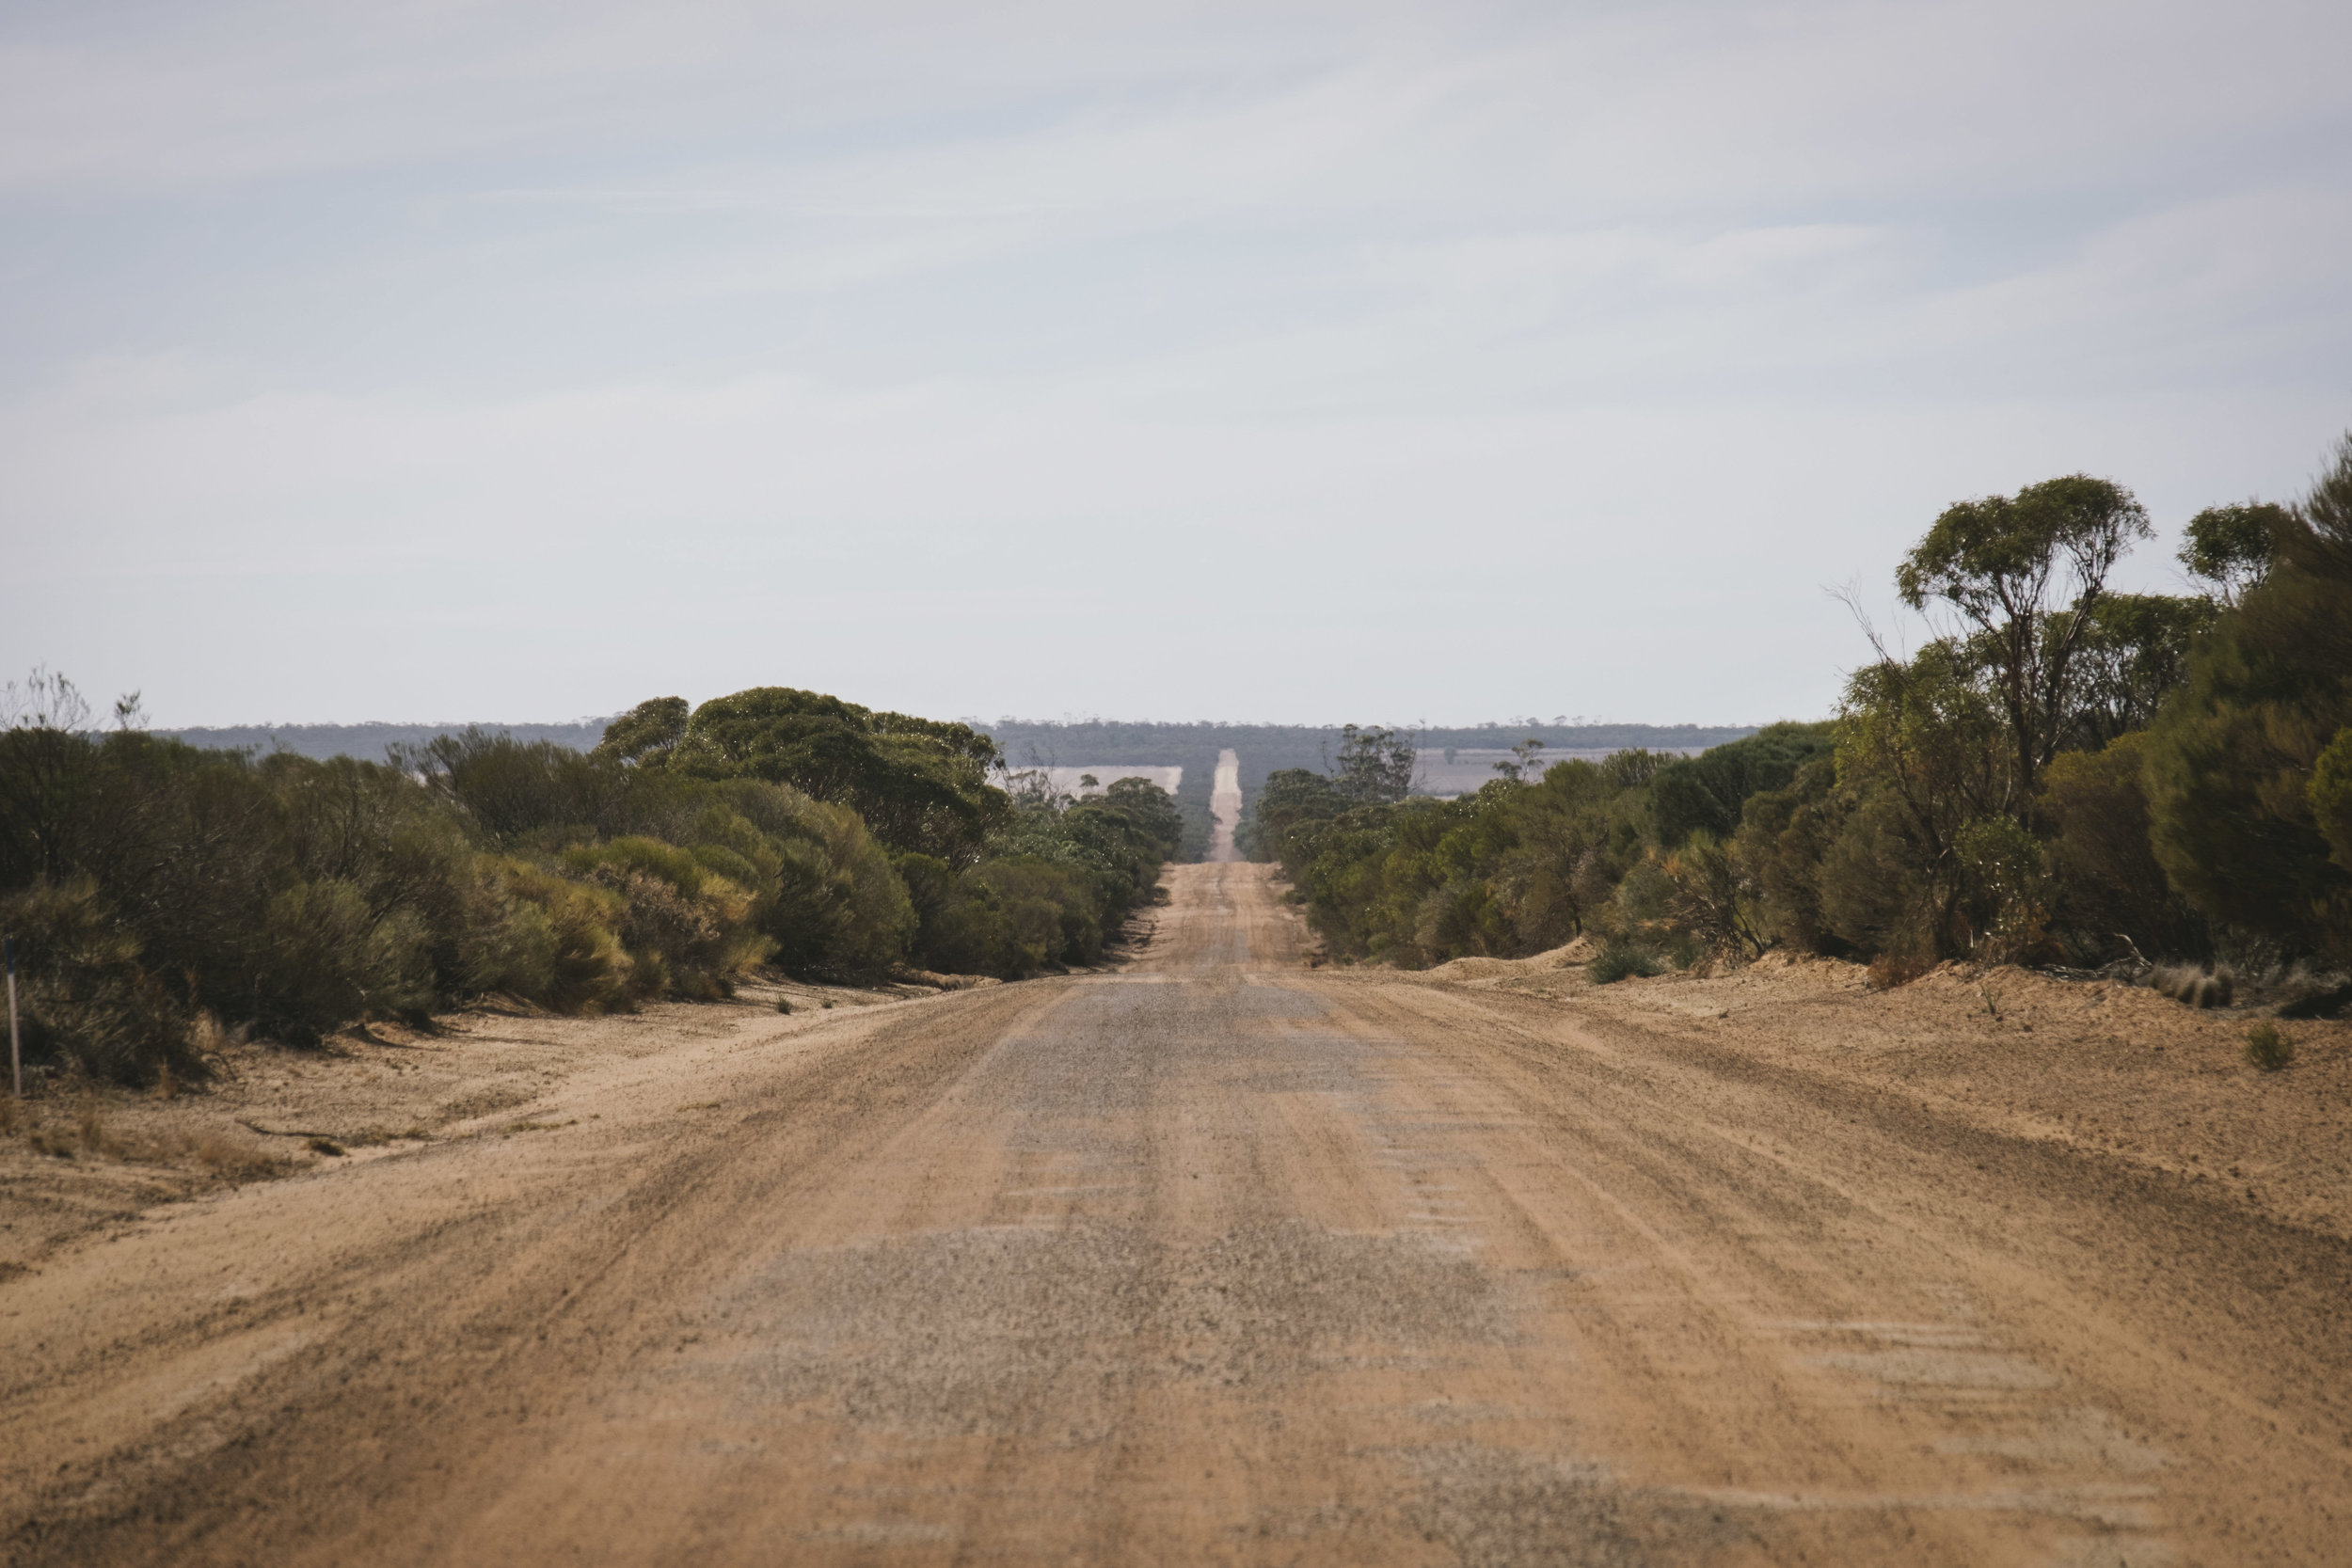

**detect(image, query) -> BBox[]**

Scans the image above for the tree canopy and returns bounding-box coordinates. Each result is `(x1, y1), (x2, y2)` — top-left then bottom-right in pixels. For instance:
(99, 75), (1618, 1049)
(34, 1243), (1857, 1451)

(617, 687), (1009, 867)
(1896, 473), (2152, 797)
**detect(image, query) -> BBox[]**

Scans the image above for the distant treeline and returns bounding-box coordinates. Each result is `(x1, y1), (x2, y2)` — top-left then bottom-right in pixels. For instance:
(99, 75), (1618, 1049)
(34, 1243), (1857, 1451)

(159, 720), (612, 762)
(981, 721), (1756, 852)
(0, 687), (1181, 1085)
(157, 720), (1755, 866)
(1252, 436), (2352, 992)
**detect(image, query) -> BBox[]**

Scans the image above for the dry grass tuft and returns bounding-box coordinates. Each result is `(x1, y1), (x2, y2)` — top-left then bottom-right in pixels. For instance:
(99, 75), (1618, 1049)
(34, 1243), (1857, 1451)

(2151, 964), (2236, 1009)
(77, 1099), (126, 1159)
(26, 1116), (77, 1159)
(1867, 951), (1935, 990)
(185, 1130), (289, 1180)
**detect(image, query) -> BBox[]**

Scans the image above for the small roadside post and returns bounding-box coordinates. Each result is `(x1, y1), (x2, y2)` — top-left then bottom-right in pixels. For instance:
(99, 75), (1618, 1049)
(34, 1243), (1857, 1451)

(7, 935), (19, 1100)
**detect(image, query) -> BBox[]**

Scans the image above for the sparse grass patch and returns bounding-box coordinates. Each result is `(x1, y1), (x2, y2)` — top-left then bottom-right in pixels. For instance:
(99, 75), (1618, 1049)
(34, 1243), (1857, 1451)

(181, 1129), (287, 1180)
(2245, 1021), (2294, 1072)
(501, 1117), (578, 1133)
(342, 1124), (428, 1147)
(77, 1099), (125, 1159)
(776, 998), (792, 1014)
(27, 1117), (77, 1159)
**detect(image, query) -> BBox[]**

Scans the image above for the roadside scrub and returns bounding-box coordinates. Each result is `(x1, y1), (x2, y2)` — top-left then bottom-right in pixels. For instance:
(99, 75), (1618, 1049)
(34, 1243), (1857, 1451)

(1251, 435), (2352, 1018)
(0, 681), (1182, 1088)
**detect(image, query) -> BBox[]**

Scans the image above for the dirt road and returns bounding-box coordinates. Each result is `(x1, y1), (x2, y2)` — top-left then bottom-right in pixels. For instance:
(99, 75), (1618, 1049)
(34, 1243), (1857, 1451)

(1209, 749), (1242, 863)
(4, 864), (2347, 1565)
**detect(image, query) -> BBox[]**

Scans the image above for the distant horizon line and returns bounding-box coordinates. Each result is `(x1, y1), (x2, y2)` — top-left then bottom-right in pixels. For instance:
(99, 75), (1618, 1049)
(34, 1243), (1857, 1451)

(153, 716), (1788, 735)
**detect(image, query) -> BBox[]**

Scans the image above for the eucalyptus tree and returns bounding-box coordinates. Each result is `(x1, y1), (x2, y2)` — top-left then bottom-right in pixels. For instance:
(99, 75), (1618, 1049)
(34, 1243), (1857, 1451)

(1896, 473), (2152, 800)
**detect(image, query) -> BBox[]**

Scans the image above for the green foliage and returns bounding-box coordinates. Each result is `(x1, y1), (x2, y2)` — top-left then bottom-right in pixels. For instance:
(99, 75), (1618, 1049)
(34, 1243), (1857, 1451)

(2181, 501), (2291, 607)
(2036, 733), (2206, 961)
(648, 687), (1007, 865)
(1333, 724), (1418, 804)
(1251, 740), (1680, 968)
(398, 728), (630, 847)
(2144, 435), (2352, 962)
(1950, 815), (2054, 964)
(900, 773), (1182, 979)
(1719, 433), (2352, 973)
(594, 696), (690, 766)
(2055, 594), (2217, 752)
(0, 877), (199, 1084)
(254, 878), (438, 1043)
(725, 789), (915, 982)
(0, 679), (1010, 1078)
(2244, 1020), (2293, 1072)
(560, 835), (771, 999)
(1649, 721), (1835, 848)
(469, 859), (637, 1012)
(1657, 832), (1770, 959)
(2312, 727), (2352, 874)
(1823, 641), (2010, 955)
(1242, 768), (1350, 863)
(1735, 759), (1850, 957)
(1588, 936), (1662, 985)
(1897, 473), (2152, 795)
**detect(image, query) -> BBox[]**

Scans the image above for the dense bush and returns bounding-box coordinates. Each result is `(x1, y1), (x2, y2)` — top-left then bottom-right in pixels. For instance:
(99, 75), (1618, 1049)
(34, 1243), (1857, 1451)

(623, 687), (1009, 866)
(901, 774), (1184, 978)
(1258, 433), (2352, 986)
(2142, 436), (2352, 962)
(0, 680), (1177, 1085)
(0, 876), (199, 1085)
(1649, 723), (1836, 848)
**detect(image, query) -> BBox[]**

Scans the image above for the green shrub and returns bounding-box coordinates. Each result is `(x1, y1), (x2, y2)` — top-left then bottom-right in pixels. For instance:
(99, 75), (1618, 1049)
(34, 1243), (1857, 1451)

(2311, 726), (2352, 874)
(2038, 732), (2207, 961)
(2146, 435), (2352, 962)
(1588, 937), (1662, 985)
(252, 878), (437, 1043)
(0, 878), (198, 1085)
(1649, 721), (1836, 848)
(469, 858), (636, 1012)
(640, 686), (1007, 865)
(2245, 1021), (2293, 1071)
(562, 837), (771, 999)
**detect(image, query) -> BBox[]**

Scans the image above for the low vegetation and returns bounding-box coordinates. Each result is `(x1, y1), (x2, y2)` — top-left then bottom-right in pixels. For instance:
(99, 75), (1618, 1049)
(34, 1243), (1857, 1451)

(1252, 434), (2352, 1006)
(0, 683), (1181, 1088)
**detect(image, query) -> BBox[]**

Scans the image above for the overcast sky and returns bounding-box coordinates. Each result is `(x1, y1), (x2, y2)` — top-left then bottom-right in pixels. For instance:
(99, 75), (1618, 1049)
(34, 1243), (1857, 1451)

(3, 0), (2347, 729)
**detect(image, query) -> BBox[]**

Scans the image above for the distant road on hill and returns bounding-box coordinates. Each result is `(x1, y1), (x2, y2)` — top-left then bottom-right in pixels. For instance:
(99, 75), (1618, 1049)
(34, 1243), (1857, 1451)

(979, 720), (1760, 840)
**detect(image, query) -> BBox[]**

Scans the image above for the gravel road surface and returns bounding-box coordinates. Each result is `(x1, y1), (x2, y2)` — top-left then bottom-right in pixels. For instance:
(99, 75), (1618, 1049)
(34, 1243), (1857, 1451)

(3, 863), (2345, 1565)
